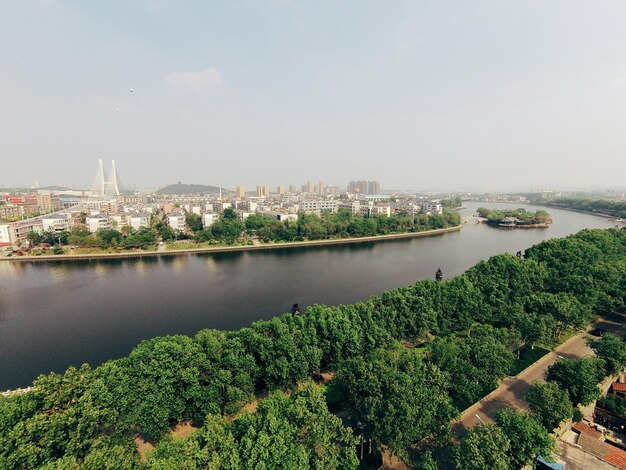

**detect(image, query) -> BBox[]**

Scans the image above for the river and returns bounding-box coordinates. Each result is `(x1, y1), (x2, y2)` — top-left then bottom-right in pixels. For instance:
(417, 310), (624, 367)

(0, 203), (615, 389)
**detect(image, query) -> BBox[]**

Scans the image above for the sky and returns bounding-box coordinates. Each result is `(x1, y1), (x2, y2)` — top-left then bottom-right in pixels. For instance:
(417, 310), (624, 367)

(1, 1), (626, 192)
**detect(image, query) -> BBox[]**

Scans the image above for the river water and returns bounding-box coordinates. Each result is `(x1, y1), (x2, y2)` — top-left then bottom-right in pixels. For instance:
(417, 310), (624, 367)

(0, 203), (615, 389)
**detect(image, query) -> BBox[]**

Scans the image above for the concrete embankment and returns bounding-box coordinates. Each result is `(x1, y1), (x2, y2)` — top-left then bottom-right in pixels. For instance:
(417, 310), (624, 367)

(0, 225), (463, 263)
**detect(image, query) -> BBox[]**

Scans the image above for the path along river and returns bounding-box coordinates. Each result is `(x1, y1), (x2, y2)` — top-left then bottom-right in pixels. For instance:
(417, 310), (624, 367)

(0, 203), (616, 389)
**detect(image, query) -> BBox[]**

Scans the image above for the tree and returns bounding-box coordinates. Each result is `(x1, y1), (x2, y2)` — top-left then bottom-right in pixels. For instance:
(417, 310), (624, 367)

(429, 327), (514, 408)
(185, 213), (203, 233)
(526, 382), (573, 430)
(454, 424), (511, 470)
(494, 409), (556, 469)
(335, 347), (458, 458)
(234, 385), (358, 469)
(589, 334), (626, 376)
(546, 358), (603, 406)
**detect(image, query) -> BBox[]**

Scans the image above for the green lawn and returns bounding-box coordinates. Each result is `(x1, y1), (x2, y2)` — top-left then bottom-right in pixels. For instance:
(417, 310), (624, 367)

(509, 345), (550, 376)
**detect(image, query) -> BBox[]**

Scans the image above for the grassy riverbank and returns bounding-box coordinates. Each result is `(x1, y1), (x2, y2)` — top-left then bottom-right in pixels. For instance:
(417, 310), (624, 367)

(0, 225), (462, 262)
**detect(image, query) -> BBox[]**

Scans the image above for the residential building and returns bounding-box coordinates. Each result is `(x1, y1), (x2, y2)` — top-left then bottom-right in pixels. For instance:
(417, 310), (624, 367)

(235, 185), (246, 199)
(276, 186), (285, 194)
(299, 200), (339, 213)
(87, 216), (111, 233)
(42, 217), (70, 233)
(129, 214), (151, 230)
(260, 211), (298, 222)
(203, 213), (219, 227)
(0, 224), (12, 246)
(36, 194), (61, 213)
(0, 204), (24, 220)
(338, 201), (361, 214)
(347, 180), (381, 195)
(167, 214), (186, 231)
(256, 185), (270, 197)
(422, 202), (443, 215)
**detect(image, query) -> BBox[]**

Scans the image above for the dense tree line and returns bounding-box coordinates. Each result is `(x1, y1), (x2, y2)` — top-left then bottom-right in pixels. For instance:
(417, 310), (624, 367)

(546, 197), (626, 218)
(27, 227), (157, 251)
(1, 228), (625, 468)
(192, 208), (461, 244)
(26, 209), (461, 252)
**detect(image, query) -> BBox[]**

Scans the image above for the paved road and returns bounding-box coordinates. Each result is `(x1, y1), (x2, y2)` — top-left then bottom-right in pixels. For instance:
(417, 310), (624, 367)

(453, 312), (626, 436)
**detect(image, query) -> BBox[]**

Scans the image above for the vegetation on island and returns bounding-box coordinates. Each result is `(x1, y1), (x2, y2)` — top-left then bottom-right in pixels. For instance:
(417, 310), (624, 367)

(476, 207), (551, 226)
(544, 197), (626, 219)
(23, 208), (461, 254)
(1, 227), (625, 468)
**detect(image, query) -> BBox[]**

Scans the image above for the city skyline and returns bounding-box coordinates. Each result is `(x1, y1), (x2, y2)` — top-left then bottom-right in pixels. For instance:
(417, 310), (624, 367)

(2, 2), (626, 191)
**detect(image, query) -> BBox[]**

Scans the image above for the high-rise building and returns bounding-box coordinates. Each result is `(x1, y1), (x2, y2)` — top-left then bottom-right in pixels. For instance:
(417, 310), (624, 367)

(235, 185), (246, 199)
(289, 185), (297, 193)
(318, 181), (326, 195)
(256, 185), (269, 197)
(306, 181), (314, 194)
(347, 180), (381, 195)
(277, 186), (285, 194)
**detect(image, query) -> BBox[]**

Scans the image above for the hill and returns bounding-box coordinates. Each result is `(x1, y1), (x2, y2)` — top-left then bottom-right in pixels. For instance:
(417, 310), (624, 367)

(155, 183), (233, 195)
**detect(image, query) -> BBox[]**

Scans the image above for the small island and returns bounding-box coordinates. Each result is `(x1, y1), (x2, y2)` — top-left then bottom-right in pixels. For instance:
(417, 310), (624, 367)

(476, 207), (552, 229)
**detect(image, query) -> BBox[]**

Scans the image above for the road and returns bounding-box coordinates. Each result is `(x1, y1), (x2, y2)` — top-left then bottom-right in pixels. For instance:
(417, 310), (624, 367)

(453, 312), (626, 436)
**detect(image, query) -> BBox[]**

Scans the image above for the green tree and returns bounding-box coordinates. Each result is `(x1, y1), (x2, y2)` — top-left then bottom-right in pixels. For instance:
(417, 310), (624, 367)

(454, 424), (511, 470)
(336, 347), (458, 458)
(589, 334), (626, 376)
(526, 382), (573, 430)
(546, 358), (603, 406)
(185, 213), (203, 233)
(429, 326), (514, 407)
(494, 409), (556, 469)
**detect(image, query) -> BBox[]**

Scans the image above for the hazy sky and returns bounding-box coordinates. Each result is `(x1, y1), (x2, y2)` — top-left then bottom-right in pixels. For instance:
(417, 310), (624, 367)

(1, 1), (626, 191)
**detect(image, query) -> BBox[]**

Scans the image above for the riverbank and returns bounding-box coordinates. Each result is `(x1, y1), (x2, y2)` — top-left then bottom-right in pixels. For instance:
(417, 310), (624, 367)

(535, 203), (617, 220)
(0, 225), (462, 262)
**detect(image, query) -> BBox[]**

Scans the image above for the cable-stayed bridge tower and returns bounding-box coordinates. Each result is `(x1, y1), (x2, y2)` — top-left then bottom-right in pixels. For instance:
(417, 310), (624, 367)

(91, 159), (122, 198)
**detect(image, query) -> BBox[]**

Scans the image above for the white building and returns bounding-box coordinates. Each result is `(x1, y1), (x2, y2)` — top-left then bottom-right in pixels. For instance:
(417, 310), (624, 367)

(299, 200), (339, 213)
(129, 214), (151, 230)
(260, 211), (298, 222)
(338, 201), (361, 215)
(192, 206), (202, 215)
(41, 217), (70, 233)
(361, 202), (391, 217)
(109, 214), (126, 228)
(0, 224), (12, 246)
(203, 213), (219, 227)
(87, 216), (111, 233)
(168, 214), (186, 231)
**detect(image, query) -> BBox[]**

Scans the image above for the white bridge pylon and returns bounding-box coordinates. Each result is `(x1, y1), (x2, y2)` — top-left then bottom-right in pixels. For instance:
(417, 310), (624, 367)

(92, 159), (121, 198)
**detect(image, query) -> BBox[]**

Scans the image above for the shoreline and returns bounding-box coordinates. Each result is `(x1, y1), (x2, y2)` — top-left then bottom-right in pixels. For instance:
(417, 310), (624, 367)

(536, 203), (618, 220)
(0, 225), (463, 262)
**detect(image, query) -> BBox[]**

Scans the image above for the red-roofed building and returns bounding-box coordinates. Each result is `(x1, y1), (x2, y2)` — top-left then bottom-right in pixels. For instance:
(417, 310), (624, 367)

(573, 422), (626, 469)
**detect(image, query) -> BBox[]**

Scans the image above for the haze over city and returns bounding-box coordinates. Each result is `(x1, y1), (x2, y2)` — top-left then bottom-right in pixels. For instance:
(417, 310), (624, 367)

(2, 1), (626, 191)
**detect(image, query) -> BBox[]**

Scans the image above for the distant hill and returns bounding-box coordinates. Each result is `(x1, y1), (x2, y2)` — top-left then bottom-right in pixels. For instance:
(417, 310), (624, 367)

(39, 186), (72, 191)
(155, 183), (233, 195)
